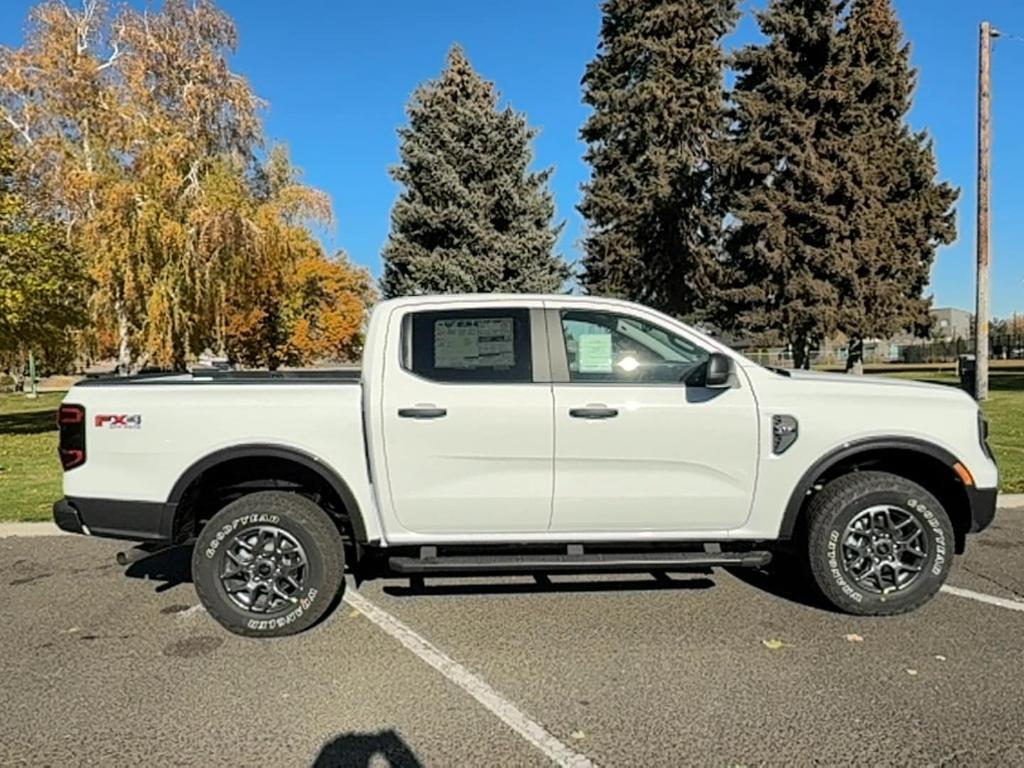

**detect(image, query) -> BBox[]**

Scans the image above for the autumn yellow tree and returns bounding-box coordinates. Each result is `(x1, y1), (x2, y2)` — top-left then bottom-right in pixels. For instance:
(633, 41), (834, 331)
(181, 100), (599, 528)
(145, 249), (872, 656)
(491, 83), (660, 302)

(0, 128), (87, 377)
(220, 147), (374, 369)
(287, 252), (376, 365)
(0, 0), (371, 371)
(0, 1), (127, 361)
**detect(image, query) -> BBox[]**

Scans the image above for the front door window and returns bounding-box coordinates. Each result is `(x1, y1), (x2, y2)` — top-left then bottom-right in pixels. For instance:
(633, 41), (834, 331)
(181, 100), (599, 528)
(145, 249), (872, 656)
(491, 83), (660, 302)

(560, 310), (708, 384)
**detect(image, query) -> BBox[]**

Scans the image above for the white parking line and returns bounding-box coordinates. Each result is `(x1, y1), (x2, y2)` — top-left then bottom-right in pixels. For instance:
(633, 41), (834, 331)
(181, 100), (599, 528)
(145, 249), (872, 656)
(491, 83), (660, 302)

(343, 589), (595, 768)
(941, 585), (1024, 613)
(167, 582), (1018, 766)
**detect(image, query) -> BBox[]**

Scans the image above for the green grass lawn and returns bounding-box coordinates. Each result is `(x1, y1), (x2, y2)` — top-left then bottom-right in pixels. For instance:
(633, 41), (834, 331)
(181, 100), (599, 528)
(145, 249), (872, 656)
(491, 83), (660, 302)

(0, 392), (64, 522)
(0, 375), (1021, 524)
(983, 387), (1024, 493)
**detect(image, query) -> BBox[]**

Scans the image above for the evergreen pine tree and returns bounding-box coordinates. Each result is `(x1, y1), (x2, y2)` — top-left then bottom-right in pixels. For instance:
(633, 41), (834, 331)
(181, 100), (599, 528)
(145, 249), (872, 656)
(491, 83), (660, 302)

(720, 0), (850, 368)
(579, 0), (738, 317)
(381, 46), (567, 297)
(834, 0), (958, 372)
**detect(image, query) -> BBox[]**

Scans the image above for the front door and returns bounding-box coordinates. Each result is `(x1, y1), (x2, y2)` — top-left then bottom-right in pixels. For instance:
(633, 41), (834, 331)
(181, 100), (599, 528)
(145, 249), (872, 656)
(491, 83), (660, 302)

(381, 306), (553, 535)
(549, 307), (759, 533)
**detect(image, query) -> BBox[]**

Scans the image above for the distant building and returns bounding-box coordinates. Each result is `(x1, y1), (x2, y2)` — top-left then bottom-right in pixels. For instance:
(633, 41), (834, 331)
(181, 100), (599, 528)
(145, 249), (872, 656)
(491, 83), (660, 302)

(930, 307), (972, 341)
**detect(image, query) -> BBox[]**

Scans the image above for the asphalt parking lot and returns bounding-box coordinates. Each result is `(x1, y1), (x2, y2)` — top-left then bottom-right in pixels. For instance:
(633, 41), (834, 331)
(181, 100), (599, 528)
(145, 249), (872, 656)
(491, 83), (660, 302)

(3, 508), (1023, 767)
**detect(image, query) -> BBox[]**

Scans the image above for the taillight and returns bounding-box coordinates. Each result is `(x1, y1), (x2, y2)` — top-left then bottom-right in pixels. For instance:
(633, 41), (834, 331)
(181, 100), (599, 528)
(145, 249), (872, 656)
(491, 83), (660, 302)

(58, 404), (86, 470)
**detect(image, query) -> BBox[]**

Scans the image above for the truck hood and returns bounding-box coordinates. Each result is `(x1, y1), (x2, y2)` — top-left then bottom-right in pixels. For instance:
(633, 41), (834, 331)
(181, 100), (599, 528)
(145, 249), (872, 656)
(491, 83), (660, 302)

(779, 368), (971, 400)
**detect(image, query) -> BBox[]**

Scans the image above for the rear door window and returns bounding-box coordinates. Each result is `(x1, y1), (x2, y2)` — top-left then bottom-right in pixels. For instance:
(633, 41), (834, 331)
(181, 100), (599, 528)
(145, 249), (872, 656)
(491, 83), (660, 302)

(407, 308), (533, 383)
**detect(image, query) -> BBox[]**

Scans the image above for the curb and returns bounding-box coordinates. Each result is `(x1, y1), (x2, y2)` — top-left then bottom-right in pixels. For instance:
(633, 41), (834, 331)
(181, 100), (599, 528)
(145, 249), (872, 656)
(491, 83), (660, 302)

(2, 494), (1023, 538)
(999, 493), (1024, 509)
(0, 522), (69, 538)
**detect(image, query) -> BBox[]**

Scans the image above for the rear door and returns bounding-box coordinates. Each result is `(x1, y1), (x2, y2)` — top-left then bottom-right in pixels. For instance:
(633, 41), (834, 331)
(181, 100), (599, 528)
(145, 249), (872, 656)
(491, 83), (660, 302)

(380, 304), (553, 535)
(548, 305), (759, 533)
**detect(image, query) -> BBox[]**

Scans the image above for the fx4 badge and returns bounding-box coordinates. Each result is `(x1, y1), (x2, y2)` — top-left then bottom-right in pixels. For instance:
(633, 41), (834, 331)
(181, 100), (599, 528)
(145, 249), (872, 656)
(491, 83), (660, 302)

(95, 414), (142, 429)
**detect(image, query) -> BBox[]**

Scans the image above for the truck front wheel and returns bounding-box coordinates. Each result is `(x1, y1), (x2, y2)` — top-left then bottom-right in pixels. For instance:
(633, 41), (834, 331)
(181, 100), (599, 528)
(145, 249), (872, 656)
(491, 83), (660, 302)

(191, 491), (345, 637)
(806, 471), (954, 616)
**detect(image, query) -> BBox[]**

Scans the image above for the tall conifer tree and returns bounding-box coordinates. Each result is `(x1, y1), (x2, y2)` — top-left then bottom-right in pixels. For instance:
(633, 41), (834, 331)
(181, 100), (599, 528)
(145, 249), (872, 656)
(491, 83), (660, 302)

(722, 0), (957, 369)
(382, 46), (567, 297)
(579, 0), (738, 317)
(720, 0), (849, 368)
(834, 0), (958, 372)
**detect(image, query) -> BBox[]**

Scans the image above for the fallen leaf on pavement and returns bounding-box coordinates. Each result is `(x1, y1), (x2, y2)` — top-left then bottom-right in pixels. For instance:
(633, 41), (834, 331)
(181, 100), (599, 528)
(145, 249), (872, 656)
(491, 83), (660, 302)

(762, 639), (785, 650)
(845, 634), (864, 643)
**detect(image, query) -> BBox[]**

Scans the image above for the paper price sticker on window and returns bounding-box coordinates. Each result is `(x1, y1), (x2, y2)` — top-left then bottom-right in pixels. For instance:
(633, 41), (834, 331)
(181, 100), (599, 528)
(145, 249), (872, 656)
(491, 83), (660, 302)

(434, 318), (515, 369)
(577, 333), (613, 373)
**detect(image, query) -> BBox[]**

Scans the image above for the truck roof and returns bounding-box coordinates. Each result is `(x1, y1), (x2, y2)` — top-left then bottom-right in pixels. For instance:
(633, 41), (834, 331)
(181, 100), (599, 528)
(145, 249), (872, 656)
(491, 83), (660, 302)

(374, 293), (642, 311)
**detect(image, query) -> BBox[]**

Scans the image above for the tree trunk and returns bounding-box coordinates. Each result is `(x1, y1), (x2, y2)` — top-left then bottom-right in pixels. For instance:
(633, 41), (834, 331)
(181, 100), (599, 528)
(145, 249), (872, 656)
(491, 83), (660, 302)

(116, 304), (132, 375)
(175, 325), (190, 372)
(846, 336), (865, 375)
(791, 336), (811, 370)
(216, 283), (227, 357)
(10, 348), (26, 392)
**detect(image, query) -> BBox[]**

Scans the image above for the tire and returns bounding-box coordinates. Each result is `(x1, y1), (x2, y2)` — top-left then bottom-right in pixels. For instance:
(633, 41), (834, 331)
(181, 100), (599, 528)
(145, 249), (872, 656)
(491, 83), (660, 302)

(192, 491), (345, 637)
(806, 471), (954, 616)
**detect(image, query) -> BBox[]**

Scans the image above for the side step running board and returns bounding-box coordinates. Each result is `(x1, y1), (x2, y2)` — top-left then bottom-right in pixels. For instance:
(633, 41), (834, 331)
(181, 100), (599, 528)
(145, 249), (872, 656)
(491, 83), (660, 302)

(389, 550), (771, 576)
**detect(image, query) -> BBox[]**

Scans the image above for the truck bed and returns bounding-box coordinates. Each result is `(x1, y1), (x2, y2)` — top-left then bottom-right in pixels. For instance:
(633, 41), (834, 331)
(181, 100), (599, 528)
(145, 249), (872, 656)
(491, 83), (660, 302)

(61, 373), (375, 539)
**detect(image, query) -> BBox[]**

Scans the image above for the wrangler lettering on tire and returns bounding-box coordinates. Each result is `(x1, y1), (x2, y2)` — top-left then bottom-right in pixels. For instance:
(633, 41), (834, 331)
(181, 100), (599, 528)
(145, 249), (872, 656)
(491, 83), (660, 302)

(806, 471), (954, 616)
(191, 491), (345, 638)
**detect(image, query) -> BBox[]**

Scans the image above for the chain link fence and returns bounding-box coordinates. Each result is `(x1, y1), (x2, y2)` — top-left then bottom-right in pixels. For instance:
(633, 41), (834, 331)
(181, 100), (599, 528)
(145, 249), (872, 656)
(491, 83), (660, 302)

(737, 335), (1024, 368)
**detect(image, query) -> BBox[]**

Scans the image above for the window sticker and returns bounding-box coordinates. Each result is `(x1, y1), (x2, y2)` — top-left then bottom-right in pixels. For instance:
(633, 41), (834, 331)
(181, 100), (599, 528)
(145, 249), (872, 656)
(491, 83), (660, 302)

(577, 333), (613, 373)
(434, 318), (515, 369)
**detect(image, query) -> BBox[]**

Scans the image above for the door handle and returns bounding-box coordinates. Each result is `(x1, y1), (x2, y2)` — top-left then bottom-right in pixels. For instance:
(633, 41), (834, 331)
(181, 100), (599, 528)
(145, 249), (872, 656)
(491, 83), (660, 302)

(569, 407), (619, 420)
(398, 406), (447, 419)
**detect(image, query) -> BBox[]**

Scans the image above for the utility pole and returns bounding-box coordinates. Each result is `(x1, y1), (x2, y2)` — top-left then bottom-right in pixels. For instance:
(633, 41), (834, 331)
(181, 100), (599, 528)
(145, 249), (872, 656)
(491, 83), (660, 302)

(974, 21), (999, 400)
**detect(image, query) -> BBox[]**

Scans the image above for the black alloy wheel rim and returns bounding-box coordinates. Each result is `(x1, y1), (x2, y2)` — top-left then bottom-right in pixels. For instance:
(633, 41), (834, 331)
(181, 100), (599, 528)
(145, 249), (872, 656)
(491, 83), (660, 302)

(219, 526), (308, 614)
(839, 504), (929, 594)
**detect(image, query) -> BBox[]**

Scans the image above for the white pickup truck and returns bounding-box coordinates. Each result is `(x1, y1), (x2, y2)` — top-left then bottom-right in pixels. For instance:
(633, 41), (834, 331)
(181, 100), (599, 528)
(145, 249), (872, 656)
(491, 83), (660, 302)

(54, 294), (998, 636)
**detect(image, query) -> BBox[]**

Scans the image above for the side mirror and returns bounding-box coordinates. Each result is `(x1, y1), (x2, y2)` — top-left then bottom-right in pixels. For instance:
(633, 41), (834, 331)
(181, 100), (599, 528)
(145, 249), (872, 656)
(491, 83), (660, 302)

(704, 353), (733, 388)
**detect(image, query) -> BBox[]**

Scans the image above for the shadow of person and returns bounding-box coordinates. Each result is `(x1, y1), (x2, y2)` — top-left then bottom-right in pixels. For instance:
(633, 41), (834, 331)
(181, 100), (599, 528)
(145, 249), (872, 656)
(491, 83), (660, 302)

(312, 730), (422, 768)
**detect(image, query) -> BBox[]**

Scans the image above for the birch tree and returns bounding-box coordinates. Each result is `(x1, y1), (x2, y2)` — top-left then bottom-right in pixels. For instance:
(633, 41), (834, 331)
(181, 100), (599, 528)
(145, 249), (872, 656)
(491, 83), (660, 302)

(1, 1), (371, 370)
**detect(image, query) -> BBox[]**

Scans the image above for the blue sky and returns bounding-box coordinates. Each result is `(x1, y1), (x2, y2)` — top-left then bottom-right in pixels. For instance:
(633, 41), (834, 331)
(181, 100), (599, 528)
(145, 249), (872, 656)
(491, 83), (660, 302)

(2, 1), (1023, 317)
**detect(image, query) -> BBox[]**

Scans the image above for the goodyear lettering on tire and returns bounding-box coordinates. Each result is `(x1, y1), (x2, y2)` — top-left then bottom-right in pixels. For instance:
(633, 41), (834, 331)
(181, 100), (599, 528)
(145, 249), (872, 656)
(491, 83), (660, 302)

(907, 497), (947, 576)
(204, 513), (281, 560)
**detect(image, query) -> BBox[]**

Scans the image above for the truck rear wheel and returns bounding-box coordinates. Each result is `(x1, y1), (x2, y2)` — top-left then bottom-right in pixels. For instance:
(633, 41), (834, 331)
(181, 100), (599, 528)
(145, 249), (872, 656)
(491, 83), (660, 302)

(191, 491), (345, 637)
(806, 471), (953, 616)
